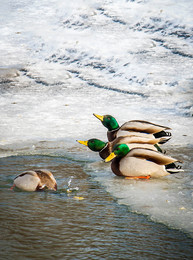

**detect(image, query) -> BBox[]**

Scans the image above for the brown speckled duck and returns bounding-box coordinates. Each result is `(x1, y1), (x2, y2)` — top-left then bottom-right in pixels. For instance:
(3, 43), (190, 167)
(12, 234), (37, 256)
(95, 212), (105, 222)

(12, 169), (57, 191)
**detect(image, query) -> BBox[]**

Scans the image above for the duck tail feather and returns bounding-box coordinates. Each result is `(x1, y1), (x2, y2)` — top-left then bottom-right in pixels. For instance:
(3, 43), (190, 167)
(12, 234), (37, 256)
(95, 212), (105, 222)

(154, 131), (172, 139)
(158, 137), (171, 144)
(166, 163), (184, 174)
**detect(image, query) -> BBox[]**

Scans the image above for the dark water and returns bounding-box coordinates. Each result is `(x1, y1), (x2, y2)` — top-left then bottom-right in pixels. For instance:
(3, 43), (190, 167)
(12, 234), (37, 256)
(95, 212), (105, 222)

(0, 155), (193, 260)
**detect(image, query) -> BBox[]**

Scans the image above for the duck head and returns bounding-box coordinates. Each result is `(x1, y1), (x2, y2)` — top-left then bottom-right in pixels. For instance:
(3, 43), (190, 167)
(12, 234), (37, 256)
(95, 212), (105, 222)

(77, 138), (107, 152)
(93, 114), (119, 131)
(105, 144), (130, 162)
(35, 170), (57, 191)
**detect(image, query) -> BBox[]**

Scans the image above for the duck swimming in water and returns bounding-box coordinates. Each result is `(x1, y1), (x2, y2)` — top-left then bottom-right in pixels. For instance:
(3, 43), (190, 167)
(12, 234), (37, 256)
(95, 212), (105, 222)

(77, 135), (164, 159)
(105, 144), (183, 179)
(93, 114), (171, 142)
(12, 169), (57, 191)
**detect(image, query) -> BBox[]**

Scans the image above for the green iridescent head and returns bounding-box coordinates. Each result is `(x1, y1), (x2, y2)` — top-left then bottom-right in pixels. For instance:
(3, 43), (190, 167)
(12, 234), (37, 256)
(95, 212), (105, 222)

(77, 139), (107, 152)
(113, 144), (130, 157)
(93, 114), (119, 131)
(105, 144), (130, 162)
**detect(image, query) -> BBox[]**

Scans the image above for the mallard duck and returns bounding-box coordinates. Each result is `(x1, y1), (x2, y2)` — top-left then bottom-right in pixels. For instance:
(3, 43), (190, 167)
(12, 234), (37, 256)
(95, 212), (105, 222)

(12, 169), (57, 191)
(93, 114), (171, 142)
(105, 144), (183, 179)
(77, 135), (164, 159)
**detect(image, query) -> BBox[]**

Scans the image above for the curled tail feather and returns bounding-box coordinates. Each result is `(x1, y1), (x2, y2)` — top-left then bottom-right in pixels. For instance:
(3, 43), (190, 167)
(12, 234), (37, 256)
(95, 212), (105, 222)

(154, 131), (172, 140)
(166, 162), (184, 174)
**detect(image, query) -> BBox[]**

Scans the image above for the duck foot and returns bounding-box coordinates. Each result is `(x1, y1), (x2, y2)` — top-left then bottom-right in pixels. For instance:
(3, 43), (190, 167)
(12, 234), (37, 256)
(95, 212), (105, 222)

(10, 184), (16, 190)
(125, 175), (151, 180)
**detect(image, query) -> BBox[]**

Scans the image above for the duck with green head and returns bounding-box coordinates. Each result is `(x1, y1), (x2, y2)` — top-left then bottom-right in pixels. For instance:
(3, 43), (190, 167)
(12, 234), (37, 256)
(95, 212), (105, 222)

(105, 144), (183, 179)
(77, 135), (164, 159)
(93, 114), (171, 143)
(77, 139), (109, 159)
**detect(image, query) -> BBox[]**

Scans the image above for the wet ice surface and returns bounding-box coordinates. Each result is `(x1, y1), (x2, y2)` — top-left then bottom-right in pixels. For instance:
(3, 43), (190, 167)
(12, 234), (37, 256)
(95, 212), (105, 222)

(0, 0), (193, 251)
(89, 147), (193, 237)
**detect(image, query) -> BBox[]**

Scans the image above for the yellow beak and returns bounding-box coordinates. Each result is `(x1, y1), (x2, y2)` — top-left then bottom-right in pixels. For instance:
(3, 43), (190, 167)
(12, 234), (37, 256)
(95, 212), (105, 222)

(77, 140), (88, 146)
(105, 152), (117, 162)
(93, 113), (104, 122)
